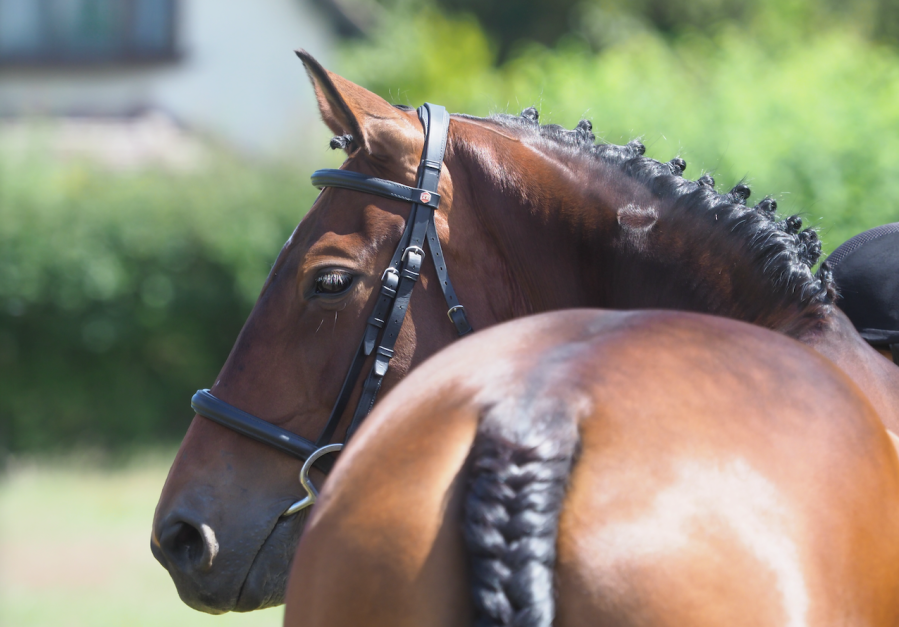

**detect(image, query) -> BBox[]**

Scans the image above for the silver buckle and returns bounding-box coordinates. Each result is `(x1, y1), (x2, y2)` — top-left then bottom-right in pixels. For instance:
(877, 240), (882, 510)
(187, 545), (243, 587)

(403, 246), (424, 263)
(282, 443), (343, 516)
(381, 266), (399, 282)
(447, 304), (465, 323)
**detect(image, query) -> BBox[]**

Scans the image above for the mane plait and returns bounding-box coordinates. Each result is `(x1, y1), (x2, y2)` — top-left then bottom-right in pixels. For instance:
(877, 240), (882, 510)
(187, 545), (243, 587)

(651, 170), (835, 314)
(490, 107), (836, 319)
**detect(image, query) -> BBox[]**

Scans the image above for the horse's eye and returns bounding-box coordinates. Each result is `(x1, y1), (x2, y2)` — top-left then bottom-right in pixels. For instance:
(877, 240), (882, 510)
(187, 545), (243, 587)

(314, 270), (353, 295)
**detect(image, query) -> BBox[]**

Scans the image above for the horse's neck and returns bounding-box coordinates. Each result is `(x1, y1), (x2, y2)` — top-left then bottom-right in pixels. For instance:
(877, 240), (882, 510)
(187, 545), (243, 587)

(798, 308), (899, 433)
(455, 127), (899, 436)
(469, 149), (814, 336)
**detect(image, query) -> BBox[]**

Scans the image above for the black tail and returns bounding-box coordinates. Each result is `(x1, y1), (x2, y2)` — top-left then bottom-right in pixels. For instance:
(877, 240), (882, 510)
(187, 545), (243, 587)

(463, 397), (580, 627)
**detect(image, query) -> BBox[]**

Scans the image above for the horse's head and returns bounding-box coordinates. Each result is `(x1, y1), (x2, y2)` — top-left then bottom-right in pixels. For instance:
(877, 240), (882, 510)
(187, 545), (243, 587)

(150, 52), (502, 612)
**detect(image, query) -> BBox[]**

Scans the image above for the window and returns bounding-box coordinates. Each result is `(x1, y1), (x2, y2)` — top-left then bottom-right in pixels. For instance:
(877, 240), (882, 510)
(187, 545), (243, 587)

(0, 0), (177, 65)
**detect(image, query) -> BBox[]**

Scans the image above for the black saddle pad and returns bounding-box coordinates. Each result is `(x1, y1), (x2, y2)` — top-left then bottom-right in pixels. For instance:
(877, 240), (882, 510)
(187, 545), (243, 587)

(829, 222), (899, 346)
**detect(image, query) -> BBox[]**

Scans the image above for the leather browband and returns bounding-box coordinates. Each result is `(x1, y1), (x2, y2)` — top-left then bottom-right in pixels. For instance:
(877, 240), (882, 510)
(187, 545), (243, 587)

(311, 169), (441, 209)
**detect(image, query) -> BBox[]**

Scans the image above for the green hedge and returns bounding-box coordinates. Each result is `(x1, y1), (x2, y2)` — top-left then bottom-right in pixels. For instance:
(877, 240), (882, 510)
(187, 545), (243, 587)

(341, 6), (899, 251)
(4, 4), (899, 452)
(0, 151), (332, 452)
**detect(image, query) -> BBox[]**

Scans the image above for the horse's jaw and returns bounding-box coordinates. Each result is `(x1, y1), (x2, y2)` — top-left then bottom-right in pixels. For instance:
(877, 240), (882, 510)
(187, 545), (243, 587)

(231, 512), (307, 611)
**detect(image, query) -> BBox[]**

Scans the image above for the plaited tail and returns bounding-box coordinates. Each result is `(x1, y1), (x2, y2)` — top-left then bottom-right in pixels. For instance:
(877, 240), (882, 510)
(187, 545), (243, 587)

(463, 398), (580, 627)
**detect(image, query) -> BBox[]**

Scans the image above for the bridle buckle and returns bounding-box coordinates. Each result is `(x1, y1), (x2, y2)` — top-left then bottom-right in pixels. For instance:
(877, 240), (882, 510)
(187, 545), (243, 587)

(403, 246), (424, 263)
(447, 304), (465, 323)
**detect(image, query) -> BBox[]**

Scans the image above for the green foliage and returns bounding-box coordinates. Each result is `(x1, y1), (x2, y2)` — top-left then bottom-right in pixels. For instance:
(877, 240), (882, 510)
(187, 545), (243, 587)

(6, 2), (899, 452)
(0, 151), (323, 452)
(416, 0), (899, 57)
(0, 453), (284, 625)
(340, 9), (899, 251)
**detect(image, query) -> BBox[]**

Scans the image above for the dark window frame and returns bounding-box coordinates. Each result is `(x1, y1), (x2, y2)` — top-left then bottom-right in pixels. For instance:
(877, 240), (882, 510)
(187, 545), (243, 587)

(0, 0), (179, 67)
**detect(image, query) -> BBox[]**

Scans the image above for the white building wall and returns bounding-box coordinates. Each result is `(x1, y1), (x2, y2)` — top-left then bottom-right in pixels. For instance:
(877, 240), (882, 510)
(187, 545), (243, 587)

(0, 0), (337, 156)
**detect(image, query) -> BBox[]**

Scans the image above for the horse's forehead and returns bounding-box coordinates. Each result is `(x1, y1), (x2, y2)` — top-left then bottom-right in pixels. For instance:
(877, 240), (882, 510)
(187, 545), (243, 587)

(293, 192), (405, 263)
(302, 230), (376, 267)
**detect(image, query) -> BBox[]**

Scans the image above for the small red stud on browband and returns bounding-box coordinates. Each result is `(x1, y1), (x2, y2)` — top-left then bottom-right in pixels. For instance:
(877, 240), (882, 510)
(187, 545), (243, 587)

(420, 191), (431, 204)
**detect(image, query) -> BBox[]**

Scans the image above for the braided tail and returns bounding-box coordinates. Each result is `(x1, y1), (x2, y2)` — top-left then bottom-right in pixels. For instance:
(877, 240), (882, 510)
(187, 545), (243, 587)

(463, 398), (580, 627)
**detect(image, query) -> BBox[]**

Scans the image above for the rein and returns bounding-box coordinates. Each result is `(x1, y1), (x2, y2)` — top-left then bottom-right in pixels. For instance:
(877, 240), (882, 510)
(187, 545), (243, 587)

(190, 103), (471, 513)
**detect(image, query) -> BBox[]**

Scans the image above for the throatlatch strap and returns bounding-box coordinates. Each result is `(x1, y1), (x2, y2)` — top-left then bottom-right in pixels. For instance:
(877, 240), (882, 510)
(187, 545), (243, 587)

(418, 105), (472, 336)
(427, 219), (472, 336)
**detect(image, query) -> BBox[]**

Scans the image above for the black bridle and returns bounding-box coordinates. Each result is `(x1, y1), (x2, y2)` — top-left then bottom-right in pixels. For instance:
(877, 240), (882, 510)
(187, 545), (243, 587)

(190, 103), (471, 484)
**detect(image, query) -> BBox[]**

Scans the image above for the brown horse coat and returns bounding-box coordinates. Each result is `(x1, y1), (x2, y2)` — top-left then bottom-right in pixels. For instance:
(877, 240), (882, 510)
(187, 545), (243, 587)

(152, 52), (899, 613)
(286, 310), (899, 626)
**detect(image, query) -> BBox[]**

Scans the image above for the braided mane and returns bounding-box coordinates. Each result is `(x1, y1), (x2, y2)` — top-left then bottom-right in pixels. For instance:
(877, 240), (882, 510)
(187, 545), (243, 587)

(331, 104), (836, 326)
(487, 107), (837, 320)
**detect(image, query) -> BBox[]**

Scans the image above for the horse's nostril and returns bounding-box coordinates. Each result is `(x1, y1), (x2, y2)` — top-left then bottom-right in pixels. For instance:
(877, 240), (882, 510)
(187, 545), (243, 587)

(174, 522), (203, 562)
(159, 518), (219, 573)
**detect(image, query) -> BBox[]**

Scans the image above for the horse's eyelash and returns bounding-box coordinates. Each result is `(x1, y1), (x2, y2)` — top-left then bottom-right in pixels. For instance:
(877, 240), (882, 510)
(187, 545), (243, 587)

(316, 271), (351, 291)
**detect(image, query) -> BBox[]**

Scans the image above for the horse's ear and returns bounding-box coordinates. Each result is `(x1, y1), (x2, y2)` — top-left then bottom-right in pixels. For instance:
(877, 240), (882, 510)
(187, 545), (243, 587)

(295, 49), (419, 159)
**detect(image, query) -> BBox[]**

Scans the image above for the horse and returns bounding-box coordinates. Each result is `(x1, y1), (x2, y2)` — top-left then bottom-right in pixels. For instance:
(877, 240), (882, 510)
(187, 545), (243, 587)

(151, 51), (899, 612)
(283, 309), (899, 627)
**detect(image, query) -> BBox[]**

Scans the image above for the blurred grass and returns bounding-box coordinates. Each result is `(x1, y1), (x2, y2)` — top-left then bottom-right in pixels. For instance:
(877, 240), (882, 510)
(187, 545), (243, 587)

(0, 451), (284, 627)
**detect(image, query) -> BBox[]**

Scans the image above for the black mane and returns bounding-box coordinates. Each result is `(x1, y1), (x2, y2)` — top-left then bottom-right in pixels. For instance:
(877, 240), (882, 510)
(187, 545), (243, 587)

(487, 107), (837, 320)
(328, 105), (836, 324)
